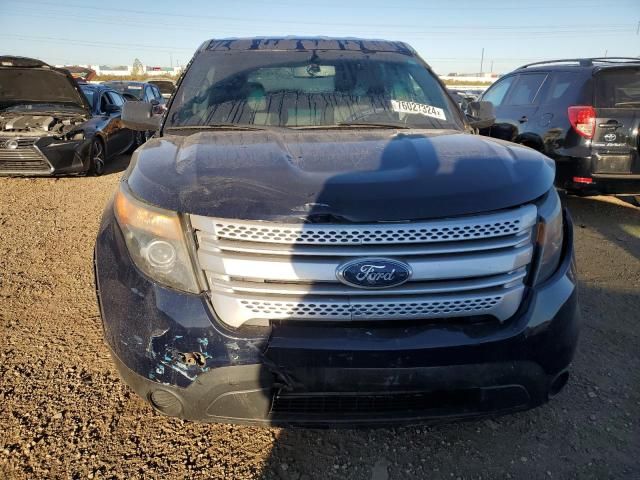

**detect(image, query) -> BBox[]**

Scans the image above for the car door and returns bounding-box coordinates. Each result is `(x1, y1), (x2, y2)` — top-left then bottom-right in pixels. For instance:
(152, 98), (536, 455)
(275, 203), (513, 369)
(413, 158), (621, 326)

(591, 67), (640, 176)
(107, 91), (133, 155)
(478, 75), (517, 136)
(489, 73), (548, 143)
(99, 91), (127, 156)
(98, 91), (118, 157)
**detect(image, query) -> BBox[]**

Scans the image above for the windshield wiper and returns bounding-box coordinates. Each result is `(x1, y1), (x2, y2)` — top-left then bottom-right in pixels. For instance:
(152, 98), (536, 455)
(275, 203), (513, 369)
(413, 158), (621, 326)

(292, 123), (410, 130)
(614, 101), (640, 107)
(165, 124), (267, 132)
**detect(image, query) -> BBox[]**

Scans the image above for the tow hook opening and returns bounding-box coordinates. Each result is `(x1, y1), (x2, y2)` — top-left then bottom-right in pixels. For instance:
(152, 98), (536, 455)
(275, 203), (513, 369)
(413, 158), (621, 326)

(178, 352), (207, 368)
(549, 371), (570, 398)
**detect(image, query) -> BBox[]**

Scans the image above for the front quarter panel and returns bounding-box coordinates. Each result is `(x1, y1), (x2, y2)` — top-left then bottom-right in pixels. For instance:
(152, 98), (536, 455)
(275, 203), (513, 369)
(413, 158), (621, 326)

(94, 201), (269, 388)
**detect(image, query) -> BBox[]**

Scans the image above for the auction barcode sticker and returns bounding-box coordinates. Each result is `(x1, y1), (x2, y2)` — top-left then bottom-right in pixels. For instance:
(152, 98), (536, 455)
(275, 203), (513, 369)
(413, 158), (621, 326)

(390, 100), (446, 120)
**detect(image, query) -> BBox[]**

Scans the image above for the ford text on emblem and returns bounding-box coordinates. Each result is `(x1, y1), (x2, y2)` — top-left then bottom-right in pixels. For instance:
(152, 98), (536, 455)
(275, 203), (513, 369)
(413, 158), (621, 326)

(337, 258), (412, 289)
(4, 140), (18, 150)
(604, 133), (616, 142)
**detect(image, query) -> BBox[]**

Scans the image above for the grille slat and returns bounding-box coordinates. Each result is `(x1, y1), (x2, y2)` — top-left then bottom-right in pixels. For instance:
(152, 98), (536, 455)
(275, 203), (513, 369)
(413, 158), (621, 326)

(190, 205), (537, 327)
(239, 291), (508, 319)
(191, 207), (535, 246)
(210, 269), (527, 296)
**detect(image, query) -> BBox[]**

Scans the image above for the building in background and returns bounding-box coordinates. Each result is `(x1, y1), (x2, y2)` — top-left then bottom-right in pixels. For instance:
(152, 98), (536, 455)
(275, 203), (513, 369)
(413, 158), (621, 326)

(144, 65), (183, 76)
(55, 64), (182, 77)
(93, 65), (132, 76)
(439, 72), (500, 83)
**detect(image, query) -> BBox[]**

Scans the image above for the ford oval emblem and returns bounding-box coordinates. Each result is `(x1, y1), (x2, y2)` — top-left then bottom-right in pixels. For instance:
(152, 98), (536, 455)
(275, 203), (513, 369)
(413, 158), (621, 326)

(337, 258), (412, 289)
(604, 133), (616, 142)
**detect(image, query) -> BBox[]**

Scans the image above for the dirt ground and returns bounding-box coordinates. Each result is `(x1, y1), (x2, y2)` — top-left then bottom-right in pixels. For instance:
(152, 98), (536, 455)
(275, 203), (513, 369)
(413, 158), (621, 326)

(0, 155), (638, 480)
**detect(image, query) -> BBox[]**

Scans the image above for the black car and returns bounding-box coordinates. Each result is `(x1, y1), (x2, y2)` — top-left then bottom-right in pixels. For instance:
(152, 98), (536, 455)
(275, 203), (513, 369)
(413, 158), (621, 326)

(104, 81), (165, 112)
(478, 58), (640, 194)
(0, 56), (135, 176)
(95, 37), (578, 426)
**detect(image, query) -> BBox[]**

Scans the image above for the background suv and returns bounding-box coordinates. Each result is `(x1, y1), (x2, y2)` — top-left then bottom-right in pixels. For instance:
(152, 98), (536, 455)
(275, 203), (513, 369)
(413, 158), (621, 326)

(478, 58), (640, 195)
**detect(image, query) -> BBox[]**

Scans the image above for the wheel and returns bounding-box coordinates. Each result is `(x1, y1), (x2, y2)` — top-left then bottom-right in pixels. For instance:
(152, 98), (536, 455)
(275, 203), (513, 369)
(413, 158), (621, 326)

(87, 138), (105, 176)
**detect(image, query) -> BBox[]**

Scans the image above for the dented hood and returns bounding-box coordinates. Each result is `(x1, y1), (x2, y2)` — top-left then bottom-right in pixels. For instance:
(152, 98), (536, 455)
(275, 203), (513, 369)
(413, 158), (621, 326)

(127, 129), (555, 222)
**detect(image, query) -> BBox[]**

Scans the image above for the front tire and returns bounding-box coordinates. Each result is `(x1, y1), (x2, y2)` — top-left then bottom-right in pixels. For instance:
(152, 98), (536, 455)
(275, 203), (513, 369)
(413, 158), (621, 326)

(87, 138), (106, 176)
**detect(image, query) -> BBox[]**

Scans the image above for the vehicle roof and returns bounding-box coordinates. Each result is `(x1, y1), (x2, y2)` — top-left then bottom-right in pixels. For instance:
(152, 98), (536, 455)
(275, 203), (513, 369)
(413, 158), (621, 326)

(514, 57), (640, 74)
(200, 37), (416, 54)
(103, 80), (149, 86)
(79, 83), (112, 91)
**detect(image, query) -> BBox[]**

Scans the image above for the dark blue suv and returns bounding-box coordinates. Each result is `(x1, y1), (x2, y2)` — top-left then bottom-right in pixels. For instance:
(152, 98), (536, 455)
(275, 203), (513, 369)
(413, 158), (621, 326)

(94, 37), (579, 426)
(479, 58), (640, 195)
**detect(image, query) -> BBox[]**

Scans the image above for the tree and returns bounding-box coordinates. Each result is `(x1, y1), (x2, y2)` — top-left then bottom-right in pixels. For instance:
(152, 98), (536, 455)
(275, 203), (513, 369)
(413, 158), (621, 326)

(132, 58), (143, 76)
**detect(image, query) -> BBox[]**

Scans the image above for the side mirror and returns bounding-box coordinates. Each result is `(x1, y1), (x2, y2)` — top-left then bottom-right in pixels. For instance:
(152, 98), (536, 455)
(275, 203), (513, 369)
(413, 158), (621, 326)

(122, 101), (162, 131)
(466, 100), (495, 129)
(104, 104), (121, 114)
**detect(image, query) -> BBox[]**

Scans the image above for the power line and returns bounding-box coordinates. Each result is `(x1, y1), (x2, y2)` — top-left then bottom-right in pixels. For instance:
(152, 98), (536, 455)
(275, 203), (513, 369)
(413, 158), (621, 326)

(1, 10), (634, 38)
(2, 0), (636, 30)
(0, 33), (196, 53)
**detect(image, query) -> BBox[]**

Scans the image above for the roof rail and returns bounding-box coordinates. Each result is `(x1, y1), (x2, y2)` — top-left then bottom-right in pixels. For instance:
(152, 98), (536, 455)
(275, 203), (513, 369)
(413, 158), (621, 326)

(518, 57), (640, 69)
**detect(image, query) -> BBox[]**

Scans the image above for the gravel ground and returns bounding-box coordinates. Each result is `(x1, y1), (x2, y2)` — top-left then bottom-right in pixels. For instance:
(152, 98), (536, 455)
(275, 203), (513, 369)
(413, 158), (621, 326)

(0, 156), (638, 479)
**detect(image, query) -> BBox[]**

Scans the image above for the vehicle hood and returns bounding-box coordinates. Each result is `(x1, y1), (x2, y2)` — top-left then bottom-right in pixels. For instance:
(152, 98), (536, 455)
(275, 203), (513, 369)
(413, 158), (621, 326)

(0, 66), (91, 113)
(127, 129), (555, 222)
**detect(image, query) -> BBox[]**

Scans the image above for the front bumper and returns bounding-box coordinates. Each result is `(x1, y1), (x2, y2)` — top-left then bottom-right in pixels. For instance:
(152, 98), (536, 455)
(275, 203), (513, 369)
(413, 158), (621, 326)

(0, 136), (90, 176)
(95, 206), (579, 426)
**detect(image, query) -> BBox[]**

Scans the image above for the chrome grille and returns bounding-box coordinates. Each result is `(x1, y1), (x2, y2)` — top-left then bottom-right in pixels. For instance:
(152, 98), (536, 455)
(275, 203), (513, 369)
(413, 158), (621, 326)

(241, 294), (506, 319)
(191, 205), (538, 328)
(0, 137), (52, 174)
(212, 215), (524, 244)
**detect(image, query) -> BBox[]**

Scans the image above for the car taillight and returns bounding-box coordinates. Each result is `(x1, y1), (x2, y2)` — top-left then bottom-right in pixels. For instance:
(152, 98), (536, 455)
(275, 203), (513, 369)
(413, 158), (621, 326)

(568, 106), (596, 139)
(572, 176), (593, 184)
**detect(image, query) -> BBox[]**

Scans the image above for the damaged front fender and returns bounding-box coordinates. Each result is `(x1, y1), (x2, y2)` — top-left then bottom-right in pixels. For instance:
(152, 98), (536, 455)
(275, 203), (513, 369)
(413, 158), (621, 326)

(94, 203), (270, 388)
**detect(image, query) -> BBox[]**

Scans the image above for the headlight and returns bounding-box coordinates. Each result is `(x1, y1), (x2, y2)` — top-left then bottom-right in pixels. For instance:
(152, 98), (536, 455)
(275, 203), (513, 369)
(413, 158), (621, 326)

(114, 182), (200, 293)
(534, 189), (564, 285)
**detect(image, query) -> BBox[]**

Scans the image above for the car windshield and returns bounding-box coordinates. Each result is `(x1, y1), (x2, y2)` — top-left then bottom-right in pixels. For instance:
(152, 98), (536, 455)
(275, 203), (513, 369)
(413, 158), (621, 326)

(108, 83), (144, 100)
(152, 81), (175, 95)
(80, 87), (95, 106)
(166, 50), (462, 130)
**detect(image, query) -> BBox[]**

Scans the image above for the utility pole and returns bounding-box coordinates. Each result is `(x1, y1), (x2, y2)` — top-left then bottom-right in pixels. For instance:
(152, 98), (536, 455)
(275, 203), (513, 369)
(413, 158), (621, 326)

(480, 48), (484, 75)
(170, 52), (173, 67)
(490, 60), (494, 73)
(604, 49), (608, 57)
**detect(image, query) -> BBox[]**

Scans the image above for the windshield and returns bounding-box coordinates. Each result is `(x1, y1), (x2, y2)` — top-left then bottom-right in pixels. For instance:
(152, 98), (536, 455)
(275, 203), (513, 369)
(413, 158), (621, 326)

(0, 68), (87, 111)
(80, 87), (95, 106)
(166, 50), (462, 130)
(596, 67), (640, 108)
(151, 81), (175, 95)
(107, 83), (144, 100)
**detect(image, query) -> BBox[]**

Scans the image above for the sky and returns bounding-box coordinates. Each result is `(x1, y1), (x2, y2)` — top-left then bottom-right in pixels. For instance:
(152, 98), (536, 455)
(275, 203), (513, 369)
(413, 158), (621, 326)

(1, 0), (639, 74)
